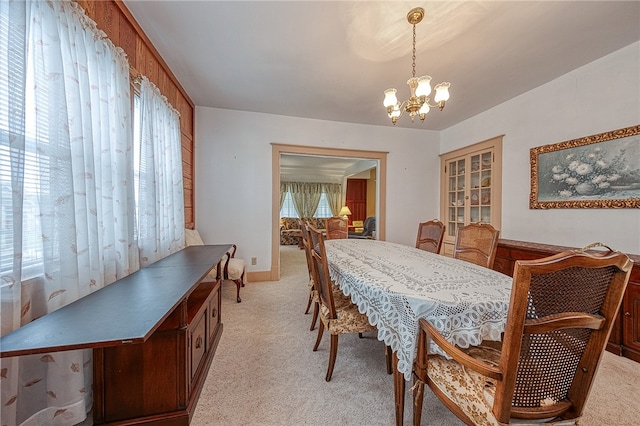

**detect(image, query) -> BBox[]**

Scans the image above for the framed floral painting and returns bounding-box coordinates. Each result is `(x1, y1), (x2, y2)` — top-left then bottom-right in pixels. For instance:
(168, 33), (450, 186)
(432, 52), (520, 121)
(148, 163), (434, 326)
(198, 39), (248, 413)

(530, 124), (640, 209)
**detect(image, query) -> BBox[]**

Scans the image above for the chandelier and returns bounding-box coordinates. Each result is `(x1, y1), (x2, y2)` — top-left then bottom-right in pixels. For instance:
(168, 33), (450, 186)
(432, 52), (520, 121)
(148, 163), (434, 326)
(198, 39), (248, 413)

(383, 7), (450, 125)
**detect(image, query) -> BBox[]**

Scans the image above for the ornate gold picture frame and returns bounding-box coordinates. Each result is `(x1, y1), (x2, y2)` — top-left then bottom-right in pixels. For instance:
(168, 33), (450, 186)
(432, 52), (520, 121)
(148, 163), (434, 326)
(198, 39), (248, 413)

(530, 125), (640, 209)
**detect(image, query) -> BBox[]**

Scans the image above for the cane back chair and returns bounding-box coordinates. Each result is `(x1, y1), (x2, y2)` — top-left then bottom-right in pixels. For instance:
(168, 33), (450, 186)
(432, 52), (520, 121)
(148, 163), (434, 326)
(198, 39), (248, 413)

(415, 220), (446, 254)
(453, 223), (500, 268)
(300, 219), (320, 330)
(412, 243), (633, 425)
(307, 225), (377, 381)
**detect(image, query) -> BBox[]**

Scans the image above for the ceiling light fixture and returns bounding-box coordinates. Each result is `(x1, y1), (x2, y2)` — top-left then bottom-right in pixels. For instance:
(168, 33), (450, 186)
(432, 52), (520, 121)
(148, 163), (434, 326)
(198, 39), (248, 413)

(383, 7), (451, 125)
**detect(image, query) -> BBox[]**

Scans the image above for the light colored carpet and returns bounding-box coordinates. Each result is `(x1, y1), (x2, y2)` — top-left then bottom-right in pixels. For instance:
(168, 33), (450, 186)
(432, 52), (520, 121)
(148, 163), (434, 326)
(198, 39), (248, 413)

(191, 245), (640, 426)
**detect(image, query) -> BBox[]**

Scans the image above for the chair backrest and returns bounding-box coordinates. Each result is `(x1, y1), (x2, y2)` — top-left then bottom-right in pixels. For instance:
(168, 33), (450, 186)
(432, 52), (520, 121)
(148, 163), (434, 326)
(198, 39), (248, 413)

(493, 244), (632, 423)
(453, 223), (499, 268)
(362, 216), (376, 237)
(415, 220), (445, 253)
(299, 219), (314, 280)
(325, 217), (348, 240)
(308, 226), (337, 319)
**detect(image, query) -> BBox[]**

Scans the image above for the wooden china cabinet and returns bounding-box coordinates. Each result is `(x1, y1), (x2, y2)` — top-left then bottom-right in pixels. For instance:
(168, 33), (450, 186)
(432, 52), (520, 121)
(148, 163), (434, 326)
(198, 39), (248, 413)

(439, 135), (503, 256)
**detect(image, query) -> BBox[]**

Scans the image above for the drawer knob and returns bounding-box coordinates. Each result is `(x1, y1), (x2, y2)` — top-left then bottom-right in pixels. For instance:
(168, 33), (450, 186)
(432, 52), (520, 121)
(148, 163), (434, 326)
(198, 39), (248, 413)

(212, 308), (217, 318)
(195, 336), (203, 349)
(625, 311), (631, 316)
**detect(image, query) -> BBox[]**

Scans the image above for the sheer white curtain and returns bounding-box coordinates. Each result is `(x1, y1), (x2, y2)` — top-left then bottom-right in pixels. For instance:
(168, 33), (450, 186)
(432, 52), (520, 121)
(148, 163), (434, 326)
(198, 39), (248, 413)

(0, 1), (137, 425)
(136, 76), (184, 266)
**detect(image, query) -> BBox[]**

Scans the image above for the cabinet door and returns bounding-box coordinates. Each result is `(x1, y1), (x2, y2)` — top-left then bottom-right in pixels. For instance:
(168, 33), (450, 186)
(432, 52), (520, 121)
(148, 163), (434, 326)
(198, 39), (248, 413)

(622, 282), (640, 361)
(440, 136), (503, 255)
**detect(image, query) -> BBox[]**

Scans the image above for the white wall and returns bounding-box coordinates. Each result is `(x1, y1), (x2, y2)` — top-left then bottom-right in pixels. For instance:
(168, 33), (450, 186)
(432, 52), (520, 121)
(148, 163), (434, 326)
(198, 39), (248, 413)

(442, 42), (640, 254)
(194, 110), (440, 273)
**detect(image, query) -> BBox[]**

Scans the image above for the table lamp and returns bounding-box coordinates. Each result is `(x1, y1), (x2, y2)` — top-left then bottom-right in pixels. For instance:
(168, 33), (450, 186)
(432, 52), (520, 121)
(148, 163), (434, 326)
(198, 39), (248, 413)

(338, 206), (352, 221)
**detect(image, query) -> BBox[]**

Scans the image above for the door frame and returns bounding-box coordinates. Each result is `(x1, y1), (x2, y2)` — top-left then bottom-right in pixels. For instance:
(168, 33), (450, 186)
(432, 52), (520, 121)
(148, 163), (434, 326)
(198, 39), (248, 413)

(271, 143), (388, 280)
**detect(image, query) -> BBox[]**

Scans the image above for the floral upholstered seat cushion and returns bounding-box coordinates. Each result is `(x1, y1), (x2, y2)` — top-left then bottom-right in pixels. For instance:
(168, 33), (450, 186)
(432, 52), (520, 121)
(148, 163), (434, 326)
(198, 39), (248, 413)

(280, 217), (326, 245)
(426, 344), (579, 426)
(319, 293), (377, 335)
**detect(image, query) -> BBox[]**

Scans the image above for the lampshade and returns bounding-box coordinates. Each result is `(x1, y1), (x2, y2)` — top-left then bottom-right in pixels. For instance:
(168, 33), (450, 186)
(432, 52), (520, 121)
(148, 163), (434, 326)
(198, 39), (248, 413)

(434, 82), (451, 103)
(415, 76), (432, 97)
(338, 206), (352, 217)
(383, 89), (398, 108)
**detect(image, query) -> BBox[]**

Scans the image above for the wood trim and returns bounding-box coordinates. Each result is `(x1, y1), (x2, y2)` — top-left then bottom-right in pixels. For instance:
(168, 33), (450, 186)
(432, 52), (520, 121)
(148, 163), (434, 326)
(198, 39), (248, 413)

(111, 0), (194, 110)
(271, 144), (388, 280)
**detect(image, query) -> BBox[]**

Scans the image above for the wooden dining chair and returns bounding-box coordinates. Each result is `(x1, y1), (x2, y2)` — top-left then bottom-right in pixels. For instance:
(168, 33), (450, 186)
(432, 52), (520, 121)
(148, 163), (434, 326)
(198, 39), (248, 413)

(325, 216), (348, 240)
(412, 243), (633, 426)
(184, 228), (246, 302)
(453, 223), (499, 268)
(307, 225), (377, 381)
(299, 220), (320, 331)
(415, 220), (445, 254)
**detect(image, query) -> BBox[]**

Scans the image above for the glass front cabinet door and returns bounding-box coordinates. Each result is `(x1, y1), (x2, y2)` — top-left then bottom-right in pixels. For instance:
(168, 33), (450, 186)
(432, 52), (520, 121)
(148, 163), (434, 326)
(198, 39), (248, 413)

(439, 136), (503, 257)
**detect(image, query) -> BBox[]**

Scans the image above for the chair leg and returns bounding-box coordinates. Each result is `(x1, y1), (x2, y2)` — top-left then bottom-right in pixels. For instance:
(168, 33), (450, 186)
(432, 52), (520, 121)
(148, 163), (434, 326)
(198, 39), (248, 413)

(234, 279), (242, 303)
(310, 301), (319, 331)
(326, 334), (339, 382)
(304, 290), (313, 314)
(385, 345), (393, 374)
(313, 321), (324, 351)
(412, 377), (424, 426)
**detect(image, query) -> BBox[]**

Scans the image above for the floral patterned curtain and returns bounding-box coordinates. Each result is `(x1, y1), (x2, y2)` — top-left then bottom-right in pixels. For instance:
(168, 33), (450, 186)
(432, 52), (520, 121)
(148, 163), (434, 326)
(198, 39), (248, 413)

(0, 1), (137, 424)
(280, 181), (287, 210)
(322, 183), (342, 216)
(289, 182), (323, 218)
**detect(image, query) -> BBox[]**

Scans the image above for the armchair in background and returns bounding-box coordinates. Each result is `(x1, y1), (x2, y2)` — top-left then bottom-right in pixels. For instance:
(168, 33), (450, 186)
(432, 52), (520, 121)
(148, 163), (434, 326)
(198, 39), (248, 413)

(349, 216), (375, 239)
(184, 228), (247, 303)
(325, 217), (348, 240)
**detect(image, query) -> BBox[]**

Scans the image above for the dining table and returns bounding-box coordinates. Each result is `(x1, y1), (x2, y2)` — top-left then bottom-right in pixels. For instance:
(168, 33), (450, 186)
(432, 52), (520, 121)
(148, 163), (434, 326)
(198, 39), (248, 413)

(323, 238), (513, 425)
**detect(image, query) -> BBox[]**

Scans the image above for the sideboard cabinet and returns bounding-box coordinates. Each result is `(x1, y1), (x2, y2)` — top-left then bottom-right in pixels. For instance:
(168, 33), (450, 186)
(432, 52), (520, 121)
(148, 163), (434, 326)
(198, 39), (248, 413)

(439, 136), (503, 256)
(494, 239), (640, 362)
(0, 245), (231, 425)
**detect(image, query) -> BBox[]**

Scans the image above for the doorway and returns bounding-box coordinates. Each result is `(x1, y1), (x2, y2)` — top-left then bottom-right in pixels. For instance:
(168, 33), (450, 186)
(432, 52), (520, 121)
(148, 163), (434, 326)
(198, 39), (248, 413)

(271, 144), (388, 280)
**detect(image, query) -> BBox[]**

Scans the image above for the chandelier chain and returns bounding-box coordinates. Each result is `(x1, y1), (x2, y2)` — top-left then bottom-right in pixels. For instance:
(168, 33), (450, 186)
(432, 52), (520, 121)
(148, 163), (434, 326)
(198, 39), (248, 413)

(411, 23), (417, 78)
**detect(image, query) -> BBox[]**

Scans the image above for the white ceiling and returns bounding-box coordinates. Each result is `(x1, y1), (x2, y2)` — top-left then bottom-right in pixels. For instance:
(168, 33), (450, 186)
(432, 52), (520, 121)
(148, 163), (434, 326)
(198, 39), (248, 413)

(280, 154), (377, 183)
(123, 1), (640, 131)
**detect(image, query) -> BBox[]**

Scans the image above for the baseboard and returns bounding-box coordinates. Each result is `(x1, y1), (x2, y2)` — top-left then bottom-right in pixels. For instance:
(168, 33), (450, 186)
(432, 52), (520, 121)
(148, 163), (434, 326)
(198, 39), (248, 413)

(247, 270), (274, 282)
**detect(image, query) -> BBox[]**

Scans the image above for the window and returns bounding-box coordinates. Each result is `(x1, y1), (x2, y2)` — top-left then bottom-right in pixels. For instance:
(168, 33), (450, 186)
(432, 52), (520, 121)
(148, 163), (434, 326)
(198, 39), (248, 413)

(0, 12), (47, 281)
(279, 190), (333, 218)
(279, 192), (298, 218)
(313, 193), (332, 218)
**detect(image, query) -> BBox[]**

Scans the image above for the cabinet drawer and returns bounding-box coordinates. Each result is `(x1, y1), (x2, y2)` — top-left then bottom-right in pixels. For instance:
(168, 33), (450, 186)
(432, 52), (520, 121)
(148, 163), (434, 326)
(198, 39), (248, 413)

(190, 312), (207, 379)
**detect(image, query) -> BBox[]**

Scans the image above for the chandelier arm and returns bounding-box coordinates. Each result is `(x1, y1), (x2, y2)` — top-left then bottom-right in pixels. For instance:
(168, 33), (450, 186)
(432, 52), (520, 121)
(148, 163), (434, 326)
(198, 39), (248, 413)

(424, 99), (447, 111)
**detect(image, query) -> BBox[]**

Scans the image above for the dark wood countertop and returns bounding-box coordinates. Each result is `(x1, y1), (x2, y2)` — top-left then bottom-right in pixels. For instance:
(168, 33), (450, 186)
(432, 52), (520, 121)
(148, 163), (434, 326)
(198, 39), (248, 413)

(498, 239), (639, 264)
(0, 244), (231, 357)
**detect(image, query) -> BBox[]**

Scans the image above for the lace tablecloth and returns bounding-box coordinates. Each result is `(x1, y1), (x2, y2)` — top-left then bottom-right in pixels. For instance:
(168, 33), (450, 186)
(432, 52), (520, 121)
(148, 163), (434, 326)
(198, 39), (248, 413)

(324, 239), (512, 380)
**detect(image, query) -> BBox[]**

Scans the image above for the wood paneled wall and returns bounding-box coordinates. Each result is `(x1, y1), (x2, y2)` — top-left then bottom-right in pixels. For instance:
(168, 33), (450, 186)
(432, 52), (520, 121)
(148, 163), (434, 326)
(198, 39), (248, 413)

(76, 0), (196, 228)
